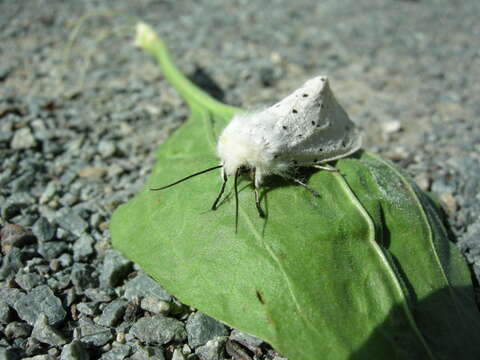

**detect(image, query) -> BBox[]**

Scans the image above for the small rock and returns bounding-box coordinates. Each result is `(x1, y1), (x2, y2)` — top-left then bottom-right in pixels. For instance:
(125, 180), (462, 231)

(230, 329), (263, 353)
(5, 321), (32, 338)
(195, 337), (227, 360)
(83, 288), (112, 302)
(38, 241), (68, 261)
(56, 208), (89, 237)
(77, 167), (107, 179)
(0, 287), (24, 306)
(73, 234), (94, 261)
(186, 312), (228, 349)
(71, 263), (98, 290)
(440, 193), (457, 214)
(32, 217), (56, 242)
(130, 315), (187, 345)
(24, 355), (56, 360)
(99, 249), (132, 288)
(98, 140), (116, 158)
(140, 297), (171, 315)
(39, 182), (58, 205)
(10, 127), (36, 149)
(31, 313), (67, 346)
(172, 349), (186, 360)
(77, 323), (113, 346)
(1, 223), (35, 254)
(0, 247), (24, 280)
(14, 285), (66, 326)
(99, 344), (131, 360)
(124, 273), (171, 302)
(381, 120), (402, 134)
(58, 253), (73, 267)
(60, 340), (90, 360)
(97, 299), (127, 327)
(414, 173), (431, 192)
(1, 192), (36, 219)
(0, 300), (12, 323)
(76, 302), (99, 317)
(15, 272), (44, 291)
(0, 348), (19, 360)
(130, 346), (165, 360)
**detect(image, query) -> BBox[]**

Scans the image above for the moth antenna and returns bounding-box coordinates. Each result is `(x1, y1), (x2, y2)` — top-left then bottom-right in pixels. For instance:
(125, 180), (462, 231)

(211, 169), (228, 211)
(234, 168), (240, 234)
(150, 165), (222, 191)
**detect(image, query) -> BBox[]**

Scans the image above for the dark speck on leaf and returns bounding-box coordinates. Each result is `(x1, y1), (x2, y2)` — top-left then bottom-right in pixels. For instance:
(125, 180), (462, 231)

(256, 290), (265, 305)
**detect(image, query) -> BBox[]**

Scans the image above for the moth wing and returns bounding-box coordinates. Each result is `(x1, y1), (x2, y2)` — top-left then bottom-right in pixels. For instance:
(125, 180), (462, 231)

(262, 76), (361, 166)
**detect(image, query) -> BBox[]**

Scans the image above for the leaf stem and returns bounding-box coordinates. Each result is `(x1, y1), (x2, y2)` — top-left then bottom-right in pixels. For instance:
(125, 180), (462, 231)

(135, 22), (239, 117)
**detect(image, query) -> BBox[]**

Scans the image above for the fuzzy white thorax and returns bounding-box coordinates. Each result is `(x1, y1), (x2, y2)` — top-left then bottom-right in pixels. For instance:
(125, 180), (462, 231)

(216, 75), (361, 188)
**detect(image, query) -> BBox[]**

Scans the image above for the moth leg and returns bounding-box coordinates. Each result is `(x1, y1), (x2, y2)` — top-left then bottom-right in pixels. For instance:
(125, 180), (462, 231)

(313, 164), (338, 172)
(211, 169), (228, 211)
(283, 173), (320, 198)
(252, 168), (266, 218)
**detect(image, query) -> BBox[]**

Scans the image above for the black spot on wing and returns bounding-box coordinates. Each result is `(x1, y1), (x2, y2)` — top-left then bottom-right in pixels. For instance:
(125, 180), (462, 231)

(282, 125), (288, 130)
(292, 109), (298, 114)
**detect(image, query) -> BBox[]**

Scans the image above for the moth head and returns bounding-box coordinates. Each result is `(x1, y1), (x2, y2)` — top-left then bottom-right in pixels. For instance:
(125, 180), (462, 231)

(217, 132), (258, 177)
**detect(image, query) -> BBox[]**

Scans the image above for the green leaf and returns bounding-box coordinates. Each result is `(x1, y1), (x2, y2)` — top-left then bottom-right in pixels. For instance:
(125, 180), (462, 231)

(111, 23), (480, 359)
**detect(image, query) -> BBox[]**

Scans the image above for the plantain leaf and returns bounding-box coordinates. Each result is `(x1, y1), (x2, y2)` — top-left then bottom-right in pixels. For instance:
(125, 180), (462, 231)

(111, 23), (480, 360)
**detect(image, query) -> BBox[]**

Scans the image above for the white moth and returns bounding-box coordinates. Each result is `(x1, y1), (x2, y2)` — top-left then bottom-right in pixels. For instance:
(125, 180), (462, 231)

(152, 76), (361, 229)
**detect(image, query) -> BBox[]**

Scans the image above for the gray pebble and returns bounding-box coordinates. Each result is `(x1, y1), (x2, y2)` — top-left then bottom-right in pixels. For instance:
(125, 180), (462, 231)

(1, 192), (36, 220)
(0, 348), (19, 360)
(1, 223), (34, 254)
(60, 340), (90, 360)
(15, 272), (45, 291)
(140, 297), (171, 315)
(5, 321), (32, 338)
(195, 337), (227, 360)
(124, 273), (171, 302)
(0, 300), (12, 323)
(83, 288), (112, 303)
(71, 263), (98, 290)
(23, 355), (56, 360)
(230, 329), (263, 353)
(130, 315), (187, 345)
(39, 182), (58, 205)
(99, 344), (131, 360)
(73, 234), (94, 261)
(186, 312), (228, 349)
(172, 349), (186, 360)
(0, 287), (24, 307)
(99, 249), (132, 289)
(97, 299), (127, 327)
(129, 346), (165, 360)
(56, 208), (89, 237)
(58, 253), (73, 267)
(76, 302), (99, 317)
(14, 285), (66, 326)
(32, 217), (56, 242)
(31, 313), (67, 346)
(77, 323), (113, 347)
(98, 140), (116, 158)
(0, 247), (24, 280)
(10, 127), (36, 149)
(38, 240), (68, 261)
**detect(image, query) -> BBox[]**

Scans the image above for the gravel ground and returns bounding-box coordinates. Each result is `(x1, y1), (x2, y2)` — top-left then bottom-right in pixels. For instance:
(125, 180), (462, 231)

(1, 0), (480, 359)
